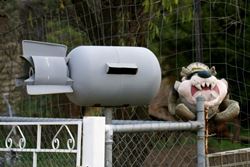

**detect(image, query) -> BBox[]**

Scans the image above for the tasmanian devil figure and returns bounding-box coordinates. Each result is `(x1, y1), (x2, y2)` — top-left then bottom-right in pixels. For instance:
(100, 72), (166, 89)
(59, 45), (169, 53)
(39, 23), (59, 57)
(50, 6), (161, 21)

(149, 62), (240, 131)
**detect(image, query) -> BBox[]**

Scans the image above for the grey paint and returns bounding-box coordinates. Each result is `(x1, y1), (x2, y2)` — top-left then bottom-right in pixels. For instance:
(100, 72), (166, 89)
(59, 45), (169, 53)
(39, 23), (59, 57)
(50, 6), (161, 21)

(22, 40), (67, 63)
(22, 40), (73, 95)
(22, 41), (161, 106)
(66, 46), (161, 106)
(32, 56), (68, 85)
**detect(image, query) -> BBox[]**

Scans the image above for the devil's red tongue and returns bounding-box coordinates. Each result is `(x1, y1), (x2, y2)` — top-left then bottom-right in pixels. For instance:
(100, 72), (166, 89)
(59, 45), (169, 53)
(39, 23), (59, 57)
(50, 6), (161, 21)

(191, 86), (199, 96)
(191, 85), (220, 96)
(203, 87), (210, 90)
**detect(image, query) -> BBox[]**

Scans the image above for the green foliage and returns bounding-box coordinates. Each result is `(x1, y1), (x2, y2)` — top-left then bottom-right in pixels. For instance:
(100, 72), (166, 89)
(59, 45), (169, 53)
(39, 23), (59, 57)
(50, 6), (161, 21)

(46, 20), (91, 49)
(142, 0), (194, 75)
(143, 0), (193, 40)
(0, 0), (20, 29)
(1, 0), (250, 123)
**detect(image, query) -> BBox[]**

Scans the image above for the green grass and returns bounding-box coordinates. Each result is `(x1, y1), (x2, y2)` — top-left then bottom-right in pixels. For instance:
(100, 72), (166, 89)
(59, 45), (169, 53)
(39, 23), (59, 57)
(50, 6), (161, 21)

(208, 138), (244, 152)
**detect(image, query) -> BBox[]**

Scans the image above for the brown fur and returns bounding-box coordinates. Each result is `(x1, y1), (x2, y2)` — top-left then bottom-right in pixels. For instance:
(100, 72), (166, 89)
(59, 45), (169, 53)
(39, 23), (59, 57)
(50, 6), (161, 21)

(149, 77), (241, 142)
(149, 77), (176, 121)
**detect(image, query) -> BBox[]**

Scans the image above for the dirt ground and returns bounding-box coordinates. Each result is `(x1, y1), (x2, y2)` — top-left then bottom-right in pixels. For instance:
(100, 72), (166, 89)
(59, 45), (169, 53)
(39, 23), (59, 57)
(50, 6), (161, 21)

(142, 145), (197, 167)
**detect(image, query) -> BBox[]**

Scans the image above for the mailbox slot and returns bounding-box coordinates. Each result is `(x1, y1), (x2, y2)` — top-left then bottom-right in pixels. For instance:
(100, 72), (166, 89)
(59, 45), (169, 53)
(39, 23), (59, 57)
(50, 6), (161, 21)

(106, 63), (138, 75)
(22, 41), (162, 106)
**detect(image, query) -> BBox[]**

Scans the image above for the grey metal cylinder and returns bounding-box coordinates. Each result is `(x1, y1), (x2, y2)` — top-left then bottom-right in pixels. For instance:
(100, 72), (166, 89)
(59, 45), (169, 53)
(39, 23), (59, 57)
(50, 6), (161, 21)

(66, 46), (161, 106)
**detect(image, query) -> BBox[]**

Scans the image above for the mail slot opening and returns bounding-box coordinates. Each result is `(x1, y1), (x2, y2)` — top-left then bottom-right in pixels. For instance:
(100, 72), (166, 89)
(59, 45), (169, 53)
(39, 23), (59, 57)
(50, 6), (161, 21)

(106, 63), (138, 75)
(107, 67), (138, 75)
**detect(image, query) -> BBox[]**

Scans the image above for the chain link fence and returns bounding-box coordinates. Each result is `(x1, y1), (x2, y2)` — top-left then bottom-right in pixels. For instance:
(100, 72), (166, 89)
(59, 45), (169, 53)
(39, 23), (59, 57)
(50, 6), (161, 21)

(111, 107), (199, 166)
(0, 116), (200, 167)
(113, 131), (197, 167)
(0, 0), (250, 166)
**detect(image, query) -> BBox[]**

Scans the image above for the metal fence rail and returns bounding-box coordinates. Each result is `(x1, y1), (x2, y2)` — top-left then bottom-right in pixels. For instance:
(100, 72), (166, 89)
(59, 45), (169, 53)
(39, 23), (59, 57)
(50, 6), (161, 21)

(0, 117), (82, 167)
(107, 120), (204, 167)
(104, 96), (206, 167)
(0, 97), (206, 167)
(207, 148), (250, 167)
(0, 117), (205, 167)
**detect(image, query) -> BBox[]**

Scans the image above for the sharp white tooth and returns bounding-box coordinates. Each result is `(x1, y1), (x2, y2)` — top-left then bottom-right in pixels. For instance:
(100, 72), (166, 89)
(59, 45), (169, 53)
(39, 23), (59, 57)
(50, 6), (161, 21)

(206, 82), (210, 88)
(191, 80), (196, 86)
(195, 84), (202, 90)
(211, 83), (216, 89)
(202, 82), (205, 87)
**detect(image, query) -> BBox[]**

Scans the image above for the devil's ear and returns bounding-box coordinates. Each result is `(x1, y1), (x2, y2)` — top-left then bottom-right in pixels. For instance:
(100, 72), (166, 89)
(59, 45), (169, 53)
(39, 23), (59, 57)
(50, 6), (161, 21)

(180, 67), (191, 78)
(210, 66), (217, 76)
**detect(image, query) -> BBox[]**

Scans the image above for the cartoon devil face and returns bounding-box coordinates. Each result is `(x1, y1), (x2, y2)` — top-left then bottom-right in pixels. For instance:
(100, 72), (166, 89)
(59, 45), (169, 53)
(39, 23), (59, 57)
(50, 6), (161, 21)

(174, 63), (228, 111)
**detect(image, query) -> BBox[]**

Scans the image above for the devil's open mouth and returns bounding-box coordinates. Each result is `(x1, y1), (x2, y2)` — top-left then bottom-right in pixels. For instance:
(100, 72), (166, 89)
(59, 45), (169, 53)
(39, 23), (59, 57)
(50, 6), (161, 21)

(191, 83), (220, 96)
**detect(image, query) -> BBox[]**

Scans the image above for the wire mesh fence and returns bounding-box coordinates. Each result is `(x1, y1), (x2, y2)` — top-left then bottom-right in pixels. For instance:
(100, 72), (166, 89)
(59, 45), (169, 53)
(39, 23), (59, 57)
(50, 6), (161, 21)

(0, 0), (250, 166)
(0, 116), (201, 167)
(113, 131), (197, 167)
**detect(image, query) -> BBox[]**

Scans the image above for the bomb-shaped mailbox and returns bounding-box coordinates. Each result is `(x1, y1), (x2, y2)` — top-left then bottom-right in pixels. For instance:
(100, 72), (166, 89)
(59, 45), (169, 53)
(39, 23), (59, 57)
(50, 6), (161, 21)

(22, 40), (161, 106)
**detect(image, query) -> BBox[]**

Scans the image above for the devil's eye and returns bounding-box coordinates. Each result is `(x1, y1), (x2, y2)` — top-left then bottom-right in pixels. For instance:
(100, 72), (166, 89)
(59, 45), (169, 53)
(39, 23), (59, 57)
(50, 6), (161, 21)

(197, 71), (211, 78)
(187, 72), (198, 79)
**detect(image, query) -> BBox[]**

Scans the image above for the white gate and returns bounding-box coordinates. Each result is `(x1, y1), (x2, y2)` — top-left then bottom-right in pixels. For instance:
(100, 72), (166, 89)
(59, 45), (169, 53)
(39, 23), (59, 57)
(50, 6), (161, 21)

(0, 117), (83, 167)
(0, 97), (206, 167)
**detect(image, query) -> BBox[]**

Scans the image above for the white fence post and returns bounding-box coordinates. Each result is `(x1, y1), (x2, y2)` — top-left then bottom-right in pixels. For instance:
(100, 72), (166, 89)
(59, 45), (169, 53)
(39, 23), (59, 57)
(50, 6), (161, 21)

(76, 121), (82, 167)
(33, 124), (41, 167)
(104, 108), (113, 167)
(82, 117), (106, 167)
